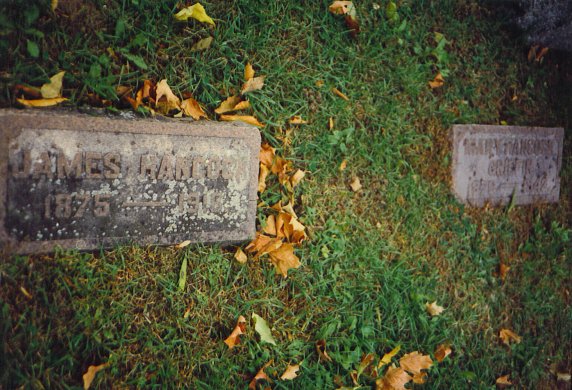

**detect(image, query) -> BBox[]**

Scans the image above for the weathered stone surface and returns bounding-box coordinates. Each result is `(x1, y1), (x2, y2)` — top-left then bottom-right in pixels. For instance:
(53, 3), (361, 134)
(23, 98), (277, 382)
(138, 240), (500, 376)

(451, 124), (563, 207)
(0, 109), (260, 254)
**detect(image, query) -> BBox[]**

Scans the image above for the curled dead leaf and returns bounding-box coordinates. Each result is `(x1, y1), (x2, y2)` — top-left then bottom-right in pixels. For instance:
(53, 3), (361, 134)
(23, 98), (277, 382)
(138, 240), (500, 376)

(499, 328), (521, 345)
(245, 62), (255, 81)
(329, 1), (354, 15)
(399, 351), (433, 375)
(376, 365), (411, 390)
(268, 243), (301, 277)
(434, 344), (452, 362)
(215, 96), (242, 114)
(224, 315), (246, 349)
(350, 177), (362, 192)
(258, 163), (270, 193)
(425, 301), (444, 316)
(339, 159), (347, 171)
(259, 143), (276, 167)
(234, 247), (247, 264)
(40, 71), (65, 98)
(496, 374), (512, 388)
(331, 87), (350, 101)
(155, 79), (180, 114)
(17, 97), (68, 107)
(220, 114), (264, 127)
(248, 361), (273, 390)
(280, 364), (300, 380)
(290, 170), (305, 188)
(241, 76), (265, 94)
(176, 240), (191, 249)
(83, 363), (108, 390)
(289, 115), (308, 125)
(316, 339), (333, 363)
(263, 214), (277, 236)
(378, 345), (401, 369)
(181, 97), (208, 120)
(428, 72), (445, 89)
(174, 3), (215, 25)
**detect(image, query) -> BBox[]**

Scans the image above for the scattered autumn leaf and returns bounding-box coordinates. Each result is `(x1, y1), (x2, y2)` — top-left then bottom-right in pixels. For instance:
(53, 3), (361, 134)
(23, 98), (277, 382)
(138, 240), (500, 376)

(174, 3), (215, 26)
(245, 62), (255, 81)
(428, 72), (444, 89)
(241, 76), (265, 94)
(316, 339), (333, 363)
(234, 100), (250, 110)
(358, 353), (376, 378)
(83, 363), (108, 390)
(329, 1), (354, 15)
(155, 79), (180, 114)
(13, 84), (41, 99)
(328, 117), (334, 129)
(252, 313), (277, 345)
(280, 364), (300, 380)
(378, 345), (401, 369)
(40, 71), (65, 98)
(399, 352), (433, 375)
(412, 372), (428, 384)
(191, 36), (213, 52)
(17, 97), (68, 107)
(20, 286), (33, 299)
(425, 301), (445, 316)
(220, 114), (264, 127)
(434, 344), (452, 362)
(258, 163), (270, 193)
(289, 115), (308, 125)
(331, 87), (350, 101)
(224, 315), (246, 349)
(249, 360), (273, 390)
(234, 247), (247, 264)
(290, 170), (305, 187)
(499, 263), (510, 281)
(350, 177), (362, 192)
(181, 97), (208, 120)
(499, 328), (521, 345)
(268, 243), (301, 277)
(259, 143), (276, 167)
(339, 159), (347, 171)
(245, 233), (283, 257)
(496, 374), (512, 387)
(376, 365), (411, 390)
(263, 215), (277, 236)
(215, 96), (242, 114)
(316, 80), (324, 87)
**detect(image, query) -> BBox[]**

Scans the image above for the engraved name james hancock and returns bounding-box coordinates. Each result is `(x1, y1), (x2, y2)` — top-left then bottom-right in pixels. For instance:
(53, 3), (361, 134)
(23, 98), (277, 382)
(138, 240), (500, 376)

(0, 110), (260, 254)
(452, 124), (563, 207)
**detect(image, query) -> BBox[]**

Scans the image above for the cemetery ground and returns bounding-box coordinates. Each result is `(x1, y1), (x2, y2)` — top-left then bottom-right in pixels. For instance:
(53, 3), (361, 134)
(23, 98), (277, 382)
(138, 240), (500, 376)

(0, 1), (570, 388)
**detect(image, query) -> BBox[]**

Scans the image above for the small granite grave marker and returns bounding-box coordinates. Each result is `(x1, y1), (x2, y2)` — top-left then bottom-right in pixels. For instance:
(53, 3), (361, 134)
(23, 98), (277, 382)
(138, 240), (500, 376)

(0, 110), (260, 254)
(452, 124), (563, 207)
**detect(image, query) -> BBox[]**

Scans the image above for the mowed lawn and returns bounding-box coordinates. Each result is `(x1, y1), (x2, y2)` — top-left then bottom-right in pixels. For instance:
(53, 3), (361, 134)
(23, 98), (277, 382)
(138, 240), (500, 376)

(1, 0), (570, 388)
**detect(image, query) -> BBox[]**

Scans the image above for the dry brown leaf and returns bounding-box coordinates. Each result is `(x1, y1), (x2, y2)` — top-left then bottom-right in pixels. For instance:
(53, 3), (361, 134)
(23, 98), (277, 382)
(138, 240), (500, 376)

(234, 247), (247, 264)
(155, 79), (180, 114)
(241, 76), (265, 94)
(434, 344), (452, 362)
(224, 315), (247, 349)
(245, 62), (255, 81)
(234, 100), (251, 110)
(268, 243), (301, 277)
(499, 328), (521, 345)
(181, 97), (208, 120)
(135, 79), (155, 108)
(496, 374), (512, 387)
(263, 214), (277, 236)
(246, 233), (273, 253)
(290, 170), (305, 187)
(376, 365), (412, 390)
(331, 87), (350, 101)
(399, 351), (433, 375)
(83, 363), (108, 390)
(344, 14), (360, 37)
(316, 339), (333, 363)
(378, 345), (401, 369)
(249, 360), (273, 390)
(215, 96), (242, 114)
(260, 143), (276, 167)
(258, 163), (270, 193)
(329, 1), (354, 15)
(339, 159), (347, 171)
(289, 115), (308, 125)
(425, 301), (445, 316)
(271, 156), (290, 175)
(40, 71), (65, 98)
(280, 364), (300, 380)
(428, 72), (445, 89)
(499, 263), (510, 281)
(17, 97), (67, 107)
(13, 84), (42, 99)
(220, 114), (264, 127)
(350, 177), (362, 192)
(412, 372), (428, 384)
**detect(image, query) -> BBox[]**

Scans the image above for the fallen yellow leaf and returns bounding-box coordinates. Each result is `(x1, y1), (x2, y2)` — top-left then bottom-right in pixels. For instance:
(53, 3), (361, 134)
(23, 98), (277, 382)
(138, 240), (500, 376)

(316, 339), (333, 362)
(425, 301), (444, 316)
(332, 87), (349, 101)
(233, 100), (250, 110)
(378, 345), (401, 369)
(412, 372), (428, 384)
(174, 3), (215, 26)
(399, 351), (433, 375)
(280, 363), (300, 380)
(269, 243), (301, 277)
(258, 163), (269, 193)
(290, 169), (305, 187)
(434, 344), (452, 362)
(245, 62), (255, 81)
(224, 315), (246, 349)
(339, 159), (347, 171)
(496, 374), (512, 387)
(220, 114), (264, 127)
(17, 97), (67, 107)
(155, 79), (180, 114)
(263, 214), (277, 236)
(241, 76), (265, 94)
(234, 247), (247, 264)
(350, 177), (362, 192)
(499, 328), (521, 345)
(376, 365), (412, 390)
(249, 360), (272, 390)
(181, 97), (208, 120)
(329, 1), (355, 15)
(328, 116), (334, 130)
(215, 96), (242, 114)
(40, 71), (65, 98)
(428, 72), (445, 89)
(259, 143), (276, 167)
(83, 363), (108, 390)
(176, 240), (191, 249)
(289, 115), (308, 125)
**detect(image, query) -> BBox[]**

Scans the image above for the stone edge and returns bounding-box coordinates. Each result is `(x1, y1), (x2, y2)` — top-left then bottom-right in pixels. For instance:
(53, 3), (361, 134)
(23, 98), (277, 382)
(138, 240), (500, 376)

(0, 109), (261, 254)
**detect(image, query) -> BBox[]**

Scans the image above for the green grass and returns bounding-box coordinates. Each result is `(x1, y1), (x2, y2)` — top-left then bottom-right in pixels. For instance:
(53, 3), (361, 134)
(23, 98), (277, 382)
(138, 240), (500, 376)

(1, 0), (571, 388)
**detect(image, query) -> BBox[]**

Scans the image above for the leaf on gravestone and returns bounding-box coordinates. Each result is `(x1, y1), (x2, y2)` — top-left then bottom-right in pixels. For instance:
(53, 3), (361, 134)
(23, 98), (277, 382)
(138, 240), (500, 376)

(176, 240), (191, 249)
(316, 339), (333, 362)
(174, 3), (215, 26)
(434, 344), (452, 362)
(241, 76), (265, 94)
(496, 375), (512, 387)
(260, 143), (276, 167)
(378, 345), (401, 369)
(220, 114), (264, 127)
(263, 214), (277, 236)
(258, 163), (270, 193)
(289, 116), (308, 125)
(425, 301), (444, 316)
(428, 72), (444, 89)
(224, 315), (246, 349)
(376, 365), (412, 390)
(499, 328), (521, 345)
(155, 79), (180, 114)
(252, 313), (277, 345)
(83, 363), (108, 390)
(215, 96), (242, 114)
(17, 97), (68, 107)
(245, 62), (255, 81)
(280, 363), (300, 380)
(178, 257), (188, 292)
(181, 97), (208, 120)
(290, 169), (305, 187)
(248, 360), (273, 390)
(399, 351), (433, 375)
(234, 247), (247, 264)
(40, 71), (65, 98)
(350, 177), (362, 192)
(191, 36), (213, 52)
(269, 243), (301, 277)
(332, 87), (349, 101)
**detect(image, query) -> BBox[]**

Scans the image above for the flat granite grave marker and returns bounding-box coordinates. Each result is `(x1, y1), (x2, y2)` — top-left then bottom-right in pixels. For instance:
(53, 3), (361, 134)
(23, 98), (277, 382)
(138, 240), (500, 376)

(452, 124), (563, 207)
(0, 110), (260, 254)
